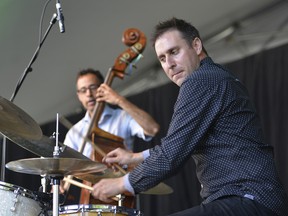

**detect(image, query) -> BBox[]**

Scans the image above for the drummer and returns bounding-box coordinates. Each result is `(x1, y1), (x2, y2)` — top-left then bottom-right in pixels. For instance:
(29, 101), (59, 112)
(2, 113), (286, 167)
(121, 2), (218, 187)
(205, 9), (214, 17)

(63, 68), (159, 204)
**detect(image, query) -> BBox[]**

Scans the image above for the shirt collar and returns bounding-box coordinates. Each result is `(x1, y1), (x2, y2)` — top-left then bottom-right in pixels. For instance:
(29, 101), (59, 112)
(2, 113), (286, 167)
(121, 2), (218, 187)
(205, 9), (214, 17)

(200, 56), (213, 66)
(83, 104), (114, 123)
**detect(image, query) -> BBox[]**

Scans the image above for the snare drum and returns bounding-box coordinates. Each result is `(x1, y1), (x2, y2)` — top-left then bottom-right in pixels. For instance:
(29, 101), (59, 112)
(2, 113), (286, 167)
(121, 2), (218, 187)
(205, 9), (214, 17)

(0, 181), (42, 216)
(59, 204), (143, 216)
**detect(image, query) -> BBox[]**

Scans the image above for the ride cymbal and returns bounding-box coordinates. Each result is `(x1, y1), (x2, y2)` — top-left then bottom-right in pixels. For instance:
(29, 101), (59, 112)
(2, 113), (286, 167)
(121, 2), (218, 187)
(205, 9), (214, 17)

(6, 158), (107, 177)
(75, 168), (125, 182)
(0, 96), (42, 140)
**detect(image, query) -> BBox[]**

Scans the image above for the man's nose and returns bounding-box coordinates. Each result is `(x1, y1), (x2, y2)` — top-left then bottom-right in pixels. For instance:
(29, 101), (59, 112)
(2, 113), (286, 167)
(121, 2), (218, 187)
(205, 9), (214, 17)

(166, 57), (176, 69)
(85, 88), (93, 96)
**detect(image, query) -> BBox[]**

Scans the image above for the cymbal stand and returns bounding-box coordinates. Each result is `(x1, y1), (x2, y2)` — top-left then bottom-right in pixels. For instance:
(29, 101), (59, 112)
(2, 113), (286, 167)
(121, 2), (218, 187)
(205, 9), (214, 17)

(51, 113), (61, 216)
(1, 12), (58, 182)
(53, 113), (61, 158)
(52, 177), (61, 216)
(40, 113), (61, 216)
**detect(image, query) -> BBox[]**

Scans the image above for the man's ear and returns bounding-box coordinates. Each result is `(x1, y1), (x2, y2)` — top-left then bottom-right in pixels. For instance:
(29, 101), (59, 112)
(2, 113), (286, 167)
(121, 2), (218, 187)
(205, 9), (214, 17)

(192, 37), (203, 55)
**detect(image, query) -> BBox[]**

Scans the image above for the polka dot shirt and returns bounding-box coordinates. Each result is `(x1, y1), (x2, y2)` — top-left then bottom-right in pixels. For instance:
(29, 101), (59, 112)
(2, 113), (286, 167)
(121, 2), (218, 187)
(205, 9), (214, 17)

(129, 57), (288, 216)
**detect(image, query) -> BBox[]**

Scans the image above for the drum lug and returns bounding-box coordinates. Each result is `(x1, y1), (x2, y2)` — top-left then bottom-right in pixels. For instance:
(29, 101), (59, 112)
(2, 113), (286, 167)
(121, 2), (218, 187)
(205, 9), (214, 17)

(10, 189), (21, 212)
(10, 206), (16, 212)
(116, 194), (125, 206)
(10, 197), (18, 212)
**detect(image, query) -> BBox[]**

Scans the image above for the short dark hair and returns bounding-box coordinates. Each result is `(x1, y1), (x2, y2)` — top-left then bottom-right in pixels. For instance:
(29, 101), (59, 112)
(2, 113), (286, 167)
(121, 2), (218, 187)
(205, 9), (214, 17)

(151, 17), (208, 55)
(76, 68), (104, 84)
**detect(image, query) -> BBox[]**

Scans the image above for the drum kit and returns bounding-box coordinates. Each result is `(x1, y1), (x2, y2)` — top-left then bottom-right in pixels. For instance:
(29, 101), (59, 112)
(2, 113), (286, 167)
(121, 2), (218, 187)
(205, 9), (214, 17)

(0, 96), (173, 216)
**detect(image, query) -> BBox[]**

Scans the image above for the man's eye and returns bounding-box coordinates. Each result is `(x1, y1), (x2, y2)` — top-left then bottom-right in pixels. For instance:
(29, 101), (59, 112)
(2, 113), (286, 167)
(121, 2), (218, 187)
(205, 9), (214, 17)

(159, 57), (165, 62)
(89, 85), (98, 90)
(171, 49), (178, 55)
(78, 88), (86, 93)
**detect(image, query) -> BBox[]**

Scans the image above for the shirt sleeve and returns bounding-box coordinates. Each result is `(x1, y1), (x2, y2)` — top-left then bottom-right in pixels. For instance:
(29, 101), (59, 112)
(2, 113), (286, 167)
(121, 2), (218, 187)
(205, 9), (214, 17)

(63, 128), (77, 150)
(129, 117), (153, 141)
(142, 149), (150, 159)
(124, 174), (135, 195)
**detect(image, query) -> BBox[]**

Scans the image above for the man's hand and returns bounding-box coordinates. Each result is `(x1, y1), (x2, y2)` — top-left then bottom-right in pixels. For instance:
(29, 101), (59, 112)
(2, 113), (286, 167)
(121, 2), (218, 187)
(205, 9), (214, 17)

(96, 83), (122, 105)
(103, 147), (144, 166)
(96, 83), (160, 137)
(91, 176), (132, 203)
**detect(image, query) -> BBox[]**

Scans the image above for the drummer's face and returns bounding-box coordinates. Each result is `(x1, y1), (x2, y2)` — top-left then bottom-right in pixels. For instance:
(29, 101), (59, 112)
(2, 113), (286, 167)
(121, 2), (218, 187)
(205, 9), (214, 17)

(76, 74), (101, 114)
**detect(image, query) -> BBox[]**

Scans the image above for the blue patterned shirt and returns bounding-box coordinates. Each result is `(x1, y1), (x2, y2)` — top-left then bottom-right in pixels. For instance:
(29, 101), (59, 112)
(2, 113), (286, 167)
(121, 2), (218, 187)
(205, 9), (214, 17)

(128, 57), (288, 216)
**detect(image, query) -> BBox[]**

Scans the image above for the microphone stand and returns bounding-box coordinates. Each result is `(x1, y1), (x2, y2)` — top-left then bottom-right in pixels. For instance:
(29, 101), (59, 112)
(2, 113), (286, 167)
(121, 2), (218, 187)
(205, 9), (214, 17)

(0, 13), (58, 182)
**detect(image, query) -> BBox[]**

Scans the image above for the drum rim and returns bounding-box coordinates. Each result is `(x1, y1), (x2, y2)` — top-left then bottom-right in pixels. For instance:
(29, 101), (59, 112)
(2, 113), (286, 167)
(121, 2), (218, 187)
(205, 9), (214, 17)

(59, 204), (141, 214)
(0, 180), (37, 200)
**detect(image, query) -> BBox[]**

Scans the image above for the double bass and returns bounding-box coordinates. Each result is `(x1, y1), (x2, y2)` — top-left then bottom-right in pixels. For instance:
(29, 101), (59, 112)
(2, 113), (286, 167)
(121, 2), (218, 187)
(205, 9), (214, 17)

(77, 28), (147, 207)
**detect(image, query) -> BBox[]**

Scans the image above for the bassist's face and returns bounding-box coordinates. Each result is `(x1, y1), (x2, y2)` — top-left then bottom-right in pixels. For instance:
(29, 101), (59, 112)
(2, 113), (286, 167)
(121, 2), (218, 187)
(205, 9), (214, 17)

(76, 74), (101, 115)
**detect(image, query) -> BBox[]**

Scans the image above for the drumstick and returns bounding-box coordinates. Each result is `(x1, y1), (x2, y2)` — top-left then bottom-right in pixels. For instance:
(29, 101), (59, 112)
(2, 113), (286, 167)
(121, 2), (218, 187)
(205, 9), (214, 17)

(63, 177), (119, 202)
(63, 177), (93, 190)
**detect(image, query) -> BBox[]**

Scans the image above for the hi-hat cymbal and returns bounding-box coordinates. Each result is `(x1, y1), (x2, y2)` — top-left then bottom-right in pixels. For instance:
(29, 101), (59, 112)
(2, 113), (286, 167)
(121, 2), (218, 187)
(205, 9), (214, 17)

(6, 158), (107, 177)
(8, 135), (89, 160)
(0, 96), (42, 140)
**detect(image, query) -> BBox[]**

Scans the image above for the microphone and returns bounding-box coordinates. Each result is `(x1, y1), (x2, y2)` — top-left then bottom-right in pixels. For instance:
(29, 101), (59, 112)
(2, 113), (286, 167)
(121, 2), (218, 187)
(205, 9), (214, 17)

(56, 0), (65, 33)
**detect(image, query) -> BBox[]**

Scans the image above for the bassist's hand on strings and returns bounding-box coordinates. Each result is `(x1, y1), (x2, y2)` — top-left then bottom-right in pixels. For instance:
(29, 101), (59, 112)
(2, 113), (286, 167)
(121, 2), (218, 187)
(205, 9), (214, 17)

(96, 83), (160, 137)
(96, 84), (123, 105)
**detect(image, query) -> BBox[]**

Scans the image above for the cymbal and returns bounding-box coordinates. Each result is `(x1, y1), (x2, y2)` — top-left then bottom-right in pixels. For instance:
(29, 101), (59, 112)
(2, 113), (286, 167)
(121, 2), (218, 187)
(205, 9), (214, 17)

(76, 170), (173, 195)
(7, 135), (89, 160)
(6, 158), (107, 177)
(0, 96), (42, 140)
(141, 182), (173, 195)
(75, 168), (125, 182)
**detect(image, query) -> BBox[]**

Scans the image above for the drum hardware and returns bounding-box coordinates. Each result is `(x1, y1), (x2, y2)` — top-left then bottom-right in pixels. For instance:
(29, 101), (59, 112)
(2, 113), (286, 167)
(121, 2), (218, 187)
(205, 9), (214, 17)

(40, 173), (51, 193)
(11, 187), (21, 212)
(58, 204), (143, 216)
(6, 158), (107, 216)
(6, 115), (107, 216)
(6, 158), (107, 215)
(51, 114), (66, 216)
(33, 190), (54, 215)
(0, 181), (42, 216)
(52, 176), (62, 216)
(116, 194), (126, 207)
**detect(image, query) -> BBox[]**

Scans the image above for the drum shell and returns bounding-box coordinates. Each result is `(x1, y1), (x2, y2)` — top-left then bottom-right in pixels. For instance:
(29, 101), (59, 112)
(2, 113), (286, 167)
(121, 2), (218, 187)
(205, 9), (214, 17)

(0, 181), (41, 216)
